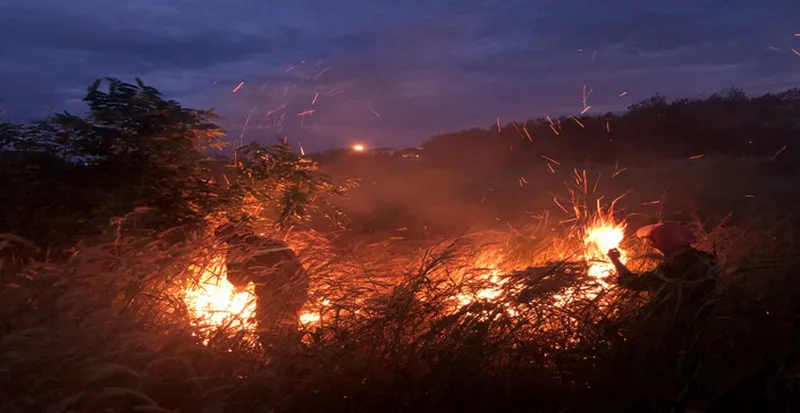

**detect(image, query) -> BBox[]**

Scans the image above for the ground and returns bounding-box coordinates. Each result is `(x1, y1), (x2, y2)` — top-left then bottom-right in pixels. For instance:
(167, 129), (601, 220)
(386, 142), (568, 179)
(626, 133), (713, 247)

(2, 153), (799, 413)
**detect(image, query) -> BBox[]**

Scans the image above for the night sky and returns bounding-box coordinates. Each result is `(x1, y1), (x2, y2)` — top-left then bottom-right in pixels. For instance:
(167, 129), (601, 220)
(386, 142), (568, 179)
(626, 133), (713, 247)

(1, 0), (799, 151)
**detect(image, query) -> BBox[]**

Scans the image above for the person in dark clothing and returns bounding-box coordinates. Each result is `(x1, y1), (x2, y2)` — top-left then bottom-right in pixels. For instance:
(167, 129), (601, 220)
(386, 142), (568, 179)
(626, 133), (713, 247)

(214, 222), (309, 352)
(607, 222), (721, 411)
(608, 222), (719, 324)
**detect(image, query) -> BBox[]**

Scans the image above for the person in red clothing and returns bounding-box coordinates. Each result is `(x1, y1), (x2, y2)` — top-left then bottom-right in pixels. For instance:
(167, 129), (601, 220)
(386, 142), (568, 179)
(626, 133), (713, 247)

(214, 222), (309, 352)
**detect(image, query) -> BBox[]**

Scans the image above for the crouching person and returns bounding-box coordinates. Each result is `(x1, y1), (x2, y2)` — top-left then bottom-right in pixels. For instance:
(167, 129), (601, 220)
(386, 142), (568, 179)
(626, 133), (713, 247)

(607, 222), (720, 326)
(607, 222), (721, 412)
(215, 222), (309, 353)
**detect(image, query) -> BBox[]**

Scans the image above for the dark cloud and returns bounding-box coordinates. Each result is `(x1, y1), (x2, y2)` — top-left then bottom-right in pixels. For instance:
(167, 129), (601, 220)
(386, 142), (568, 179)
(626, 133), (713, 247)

(1, 0), (798, 149)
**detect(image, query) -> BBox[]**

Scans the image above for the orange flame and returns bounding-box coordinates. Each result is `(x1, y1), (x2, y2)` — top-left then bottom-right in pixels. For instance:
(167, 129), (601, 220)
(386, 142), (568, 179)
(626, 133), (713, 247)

(552, 217), (627, 305)
(183, 255), (257, 341)
(453, 262), (506, 308)
(583, 218), (627, 279)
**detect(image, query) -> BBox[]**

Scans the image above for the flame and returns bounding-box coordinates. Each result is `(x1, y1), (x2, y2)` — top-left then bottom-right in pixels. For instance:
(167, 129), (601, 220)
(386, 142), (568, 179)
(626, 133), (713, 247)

(183, 255), (257, 339)
(453, 263), (506, 308)
(352, 144), (365, 152)
(551, 217), (627, 305)
(583, 218), (627, 279)
(449, 254), (520, 317)
(298, 299), (330, 326)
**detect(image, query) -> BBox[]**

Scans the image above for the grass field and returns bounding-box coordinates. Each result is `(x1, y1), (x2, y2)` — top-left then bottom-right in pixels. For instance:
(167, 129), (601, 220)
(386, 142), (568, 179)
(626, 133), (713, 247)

(2, 154), (799, 412)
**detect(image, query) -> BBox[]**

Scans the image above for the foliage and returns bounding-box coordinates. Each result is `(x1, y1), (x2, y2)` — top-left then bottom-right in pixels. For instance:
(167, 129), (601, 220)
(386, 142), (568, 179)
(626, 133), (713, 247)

(420, 87), (800, 169)
(0, 78), (349, 257)
(0, 78), (234, 254)
(233, 140), (355, 229)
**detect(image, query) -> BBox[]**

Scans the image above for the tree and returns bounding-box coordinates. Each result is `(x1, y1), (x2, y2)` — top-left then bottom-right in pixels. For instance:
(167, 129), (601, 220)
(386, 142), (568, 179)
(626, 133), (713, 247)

(233, 140), (353, 229)
(0, 78), (234, 253)
(48, 78), (231, 232)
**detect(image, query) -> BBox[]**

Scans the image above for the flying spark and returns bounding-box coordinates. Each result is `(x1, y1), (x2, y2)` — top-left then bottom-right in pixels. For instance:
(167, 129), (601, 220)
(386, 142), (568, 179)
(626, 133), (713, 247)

(315, 66), (332, 79)
(771, 145), (788, 160)
(232, 82), (245, 93)
(541, 155), (561, 165)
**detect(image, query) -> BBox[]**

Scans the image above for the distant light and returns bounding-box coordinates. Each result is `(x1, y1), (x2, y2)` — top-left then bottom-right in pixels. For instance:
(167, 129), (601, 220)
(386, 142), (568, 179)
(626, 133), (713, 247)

(352, 144), (365, 152)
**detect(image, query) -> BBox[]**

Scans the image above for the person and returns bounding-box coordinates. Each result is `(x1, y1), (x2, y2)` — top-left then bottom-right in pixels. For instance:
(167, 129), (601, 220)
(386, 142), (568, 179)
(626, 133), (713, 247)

(607, 222), (719, 324)
(214, 222), (309, 352)
(607, 222), (720, 412)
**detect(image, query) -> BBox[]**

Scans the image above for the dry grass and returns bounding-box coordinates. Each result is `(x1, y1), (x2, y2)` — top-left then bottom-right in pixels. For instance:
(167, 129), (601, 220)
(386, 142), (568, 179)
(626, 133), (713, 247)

(2, 156), (800, 413)
(2, 216), (798, 413)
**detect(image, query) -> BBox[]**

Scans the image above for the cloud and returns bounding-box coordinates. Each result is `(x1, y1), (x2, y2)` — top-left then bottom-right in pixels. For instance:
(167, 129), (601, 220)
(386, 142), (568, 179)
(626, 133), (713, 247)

(1, 0), (798, 149)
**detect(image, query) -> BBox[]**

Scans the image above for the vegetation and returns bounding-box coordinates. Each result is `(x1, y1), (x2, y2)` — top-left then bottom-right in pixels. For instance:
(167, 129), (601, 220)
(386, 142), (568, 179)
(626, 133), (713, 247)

(420, 87), (798, 169)
(0, 78), (345, 257)
(1, 80), (800, 413)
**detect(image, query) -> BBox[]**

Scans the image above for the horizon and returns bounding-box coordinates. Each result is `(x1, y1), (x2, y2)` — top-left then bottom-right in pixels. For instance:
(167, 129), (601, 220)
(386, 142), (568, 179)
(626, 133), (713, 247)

(1, 1), (799, 152)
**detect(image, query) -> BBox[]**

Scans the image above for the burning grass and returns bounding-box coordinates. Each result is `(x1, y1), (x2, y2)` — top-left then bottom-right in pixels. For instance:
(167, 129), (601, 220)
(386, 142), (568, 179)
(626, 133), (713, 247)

(1, 211), (800, 412)
(175, 210), (631, 349)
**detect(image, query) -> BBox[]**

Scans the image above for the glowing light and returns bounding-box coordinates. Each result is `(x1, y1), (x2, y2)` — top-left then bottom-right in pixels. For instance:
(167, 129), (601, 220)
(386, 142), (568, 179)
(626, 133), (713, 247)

(583, 218), (627, 279)
(298, 299), (330, 326)
(299, 312), (321, 324)
(551, 217), (627, 306)
(352, 144), (365, 152)
(454, 265), (506, 308)
(182, 255), (257, 342)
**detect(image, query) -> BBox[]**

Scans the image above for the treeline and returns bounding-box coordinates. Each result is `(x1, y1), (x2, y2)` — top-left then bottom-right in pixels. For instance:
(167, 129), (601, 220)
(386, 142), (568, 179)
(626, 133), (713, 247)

(420, 88), (800, 168)
(0, 78), (345, 261)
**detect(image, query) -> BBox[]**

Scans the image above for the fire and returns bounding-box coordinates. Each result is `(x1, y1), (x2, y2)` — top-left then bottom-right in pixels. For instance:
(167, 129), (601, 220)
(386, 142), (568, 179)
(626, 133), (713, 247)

(175, 217), (628, 344)
(453, 263), (506, 308)
(298, 299), (330, 326)
(583, 218), (627, 279)
(552, 217), (627, 305)
(183, 255), (257, 338)
(352, 144), (365, 152)
(448, 253), (521, 318)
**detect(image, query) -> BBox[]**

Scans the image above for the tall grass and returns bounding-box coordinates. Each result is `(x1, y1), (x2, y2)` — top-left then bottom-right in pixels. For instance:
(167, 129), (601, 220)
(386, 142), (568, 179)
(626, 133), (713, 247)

(1, 211), (799, 412)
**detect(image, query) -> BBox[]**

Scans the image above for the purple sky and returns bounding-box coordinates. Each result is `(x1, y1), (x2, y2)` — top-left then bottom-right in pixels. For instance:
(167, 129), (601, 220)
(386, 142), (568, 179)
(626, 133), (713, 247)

(1, 0), (799, 151)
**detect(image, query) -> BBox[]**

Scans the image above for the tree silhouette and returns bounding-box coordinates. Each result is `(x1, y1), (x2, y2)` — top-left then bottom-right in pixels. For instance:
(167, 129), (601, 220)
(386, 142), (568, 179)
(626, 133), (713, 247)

(1, 78), (232, 252)
(419, 87), (799, 168)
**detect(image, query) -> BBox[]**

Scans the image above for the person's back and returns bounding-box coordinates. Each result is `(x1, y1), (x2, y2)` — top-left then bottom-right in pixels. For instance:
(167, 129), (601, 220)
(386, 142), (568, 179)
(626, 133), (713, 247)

(607, 223), (721, 410)
(609, 223), (720, 325)
(225, 235), (307, 292)
(215, 223), (309, 351)
(638, 245), (719, 325)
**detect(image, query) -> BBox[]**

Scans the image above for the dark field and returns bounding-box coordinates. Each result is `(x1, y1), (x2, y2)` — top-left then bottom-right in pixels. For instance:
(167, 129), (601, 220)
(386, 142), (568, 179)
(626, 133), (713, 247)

(2, 80), (800, 413)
